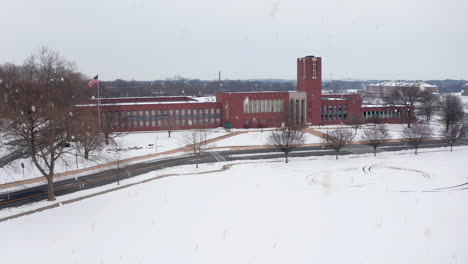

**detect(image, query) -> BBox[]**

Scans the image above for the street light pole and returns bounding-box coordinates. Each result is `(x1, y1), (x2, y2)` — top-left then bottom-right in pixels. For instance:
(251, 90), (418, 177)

(155, 136), (158, 153)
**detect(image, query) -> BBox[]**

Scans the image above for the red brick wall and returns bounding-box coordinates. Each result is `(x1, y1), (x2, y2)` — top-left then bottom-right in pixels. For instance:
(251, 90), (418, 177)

(216, 92), (290, 128)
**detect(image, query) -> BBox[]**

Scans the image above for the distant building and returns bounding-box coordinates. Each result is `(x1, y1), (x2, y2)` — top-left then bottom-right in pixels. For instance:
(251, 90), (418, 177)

(84, 56), (408, 131)
(366, 81), (439, 99)
(462, 83), (468, 96)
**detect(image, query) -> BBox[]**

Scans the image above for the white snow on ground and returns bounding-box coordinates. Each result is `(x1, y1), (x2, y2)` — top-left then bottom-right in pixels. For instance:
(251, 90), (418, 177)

(113, 129), (228, 156)
(0, 129), (229, 185)
(216, 131), (322, 147)
(0, 130), (18, 158)
(314, 121), (446, 140)
(1, 147), (468, 263)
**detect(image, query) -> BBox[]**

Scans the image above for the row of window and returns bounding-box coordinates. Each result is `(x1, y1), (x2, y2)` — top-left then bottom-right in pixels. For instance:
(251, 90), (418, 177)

(105, 108), (221, 129)
(321, 105), (348, 121)
(302, 58), (318, 79)
(243, 99), (284, 113)
(363, 110), (402, 119)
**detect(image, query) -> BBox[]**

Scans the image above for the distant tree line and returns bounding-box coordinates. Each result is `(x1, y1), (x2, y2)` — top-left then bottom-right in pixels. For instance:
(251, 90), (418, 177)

(95, 78), (467, 98)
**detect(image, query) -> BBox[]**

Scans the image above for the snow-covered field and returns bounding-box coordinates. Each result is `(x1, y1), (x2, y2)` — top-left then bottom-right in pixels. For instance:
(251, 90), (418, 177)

(215, 130), (322, 147)
(1, 146), (468, 264)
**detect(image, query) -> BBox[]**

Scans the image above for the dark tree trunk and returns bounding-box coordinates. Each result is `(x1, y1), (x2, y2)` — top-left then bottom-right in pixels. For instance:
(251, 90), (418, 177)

(285, 153), (288, 163)
(105, 132), (110, 145)
(336, 151), (339, 160)
(415, 147), (418, 155)
(46, 175), (56, 201)
(407, 111), (411, 128)
(450, 143), (453, 152)
(84, 149), (90, 160)
(374, 147), (377, 157)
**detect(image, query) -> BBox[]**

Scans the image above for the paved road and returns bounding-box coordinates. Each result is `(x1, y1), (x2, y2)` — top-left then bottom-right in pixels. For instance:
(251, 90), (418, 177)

(0, 139), (466, 210)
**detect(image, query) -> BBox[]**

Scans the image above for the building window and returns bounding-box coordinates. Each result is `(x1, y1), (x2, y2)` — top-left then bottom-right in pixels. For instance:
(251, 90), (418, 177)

(303, 59), (306, 79)
(157, 110), (162, 126)
(188, 109), (192, 125)
(193, 109), (198, 125)
(199, 109), (204, 125)
(114, 112), (119, 127)
(205, 109), (209, 124)
(133, 111), (138, 127)
(243, 98), (249, 113)
(145, 110), (150, 127)
(181, 109), (186, 126)
(175, 109), (180, 125)
(210, 108), (215, 123)
(216, 108), (221, 123)
(163, 110), (168, 126)
(151, 110), (156, 127)
(312, 59), (317, 79)
(121, 112), (126, 128)
(139, 111), (144, 127)
(127, 111), (132, 127)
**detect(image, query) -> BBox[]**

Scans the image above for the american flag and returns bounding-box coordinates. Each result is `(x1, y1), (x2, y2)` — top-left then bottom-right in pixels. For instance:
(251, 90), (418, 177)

(88, 75), (99, 88)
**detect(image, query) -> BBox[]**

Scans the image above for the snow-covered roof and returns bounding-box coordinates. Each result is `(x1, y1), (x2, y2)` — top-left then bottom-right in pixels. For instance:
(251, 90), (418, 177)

(77, 100), (218, 107)
(321, 98), (347, 101)
(368, 81), (437, 88)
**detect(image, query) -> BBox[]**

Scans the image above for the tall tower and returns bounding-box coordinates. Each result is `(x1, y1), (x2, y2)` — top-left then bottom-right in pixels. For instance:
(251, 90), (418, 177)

(297, 56), (322, 125)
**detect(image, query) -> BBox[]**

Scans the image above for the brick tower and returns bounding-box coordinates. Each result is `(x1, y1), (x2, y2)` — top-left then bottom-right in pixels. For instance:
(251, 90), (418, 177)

(297, 56), (322, 125)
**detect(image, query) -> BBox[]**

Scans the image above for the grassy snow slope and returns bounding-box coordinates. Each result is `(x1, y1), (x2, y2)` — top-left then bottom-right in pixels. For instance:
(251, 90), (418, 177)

(1, 147), (468, 264)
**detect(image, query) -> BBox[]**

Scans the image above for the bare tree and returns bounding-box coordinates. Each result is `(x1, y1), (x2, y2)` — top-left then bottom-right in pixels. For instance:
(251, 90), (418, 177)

(384, 86), (421, 128)
(182, 129), (208, 168)
(401, 122), (432, 155)
(258, 121), (265, 133)
(267, 124), (306, 163)
(440, 123), (462, 152)
(73, 111), (104, 160)
(439, 94), (464, 132)
(0, 47), (88, 201)
(361, 125), (389, 157)
(417, 90), (440, 122)
(101, 111), (126, 145)
(321, 128), (355, 160)
(367, 115), (383, 127)
(111, 147), (126, 185)
(166, 115), (177, 138)
(346, 113), (364, 132)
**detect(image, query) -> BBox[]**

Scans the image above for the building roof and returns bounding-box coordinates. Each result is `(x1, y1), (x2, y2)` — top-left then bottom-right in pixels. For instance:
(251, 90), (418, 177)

(368, 81), (437, 88)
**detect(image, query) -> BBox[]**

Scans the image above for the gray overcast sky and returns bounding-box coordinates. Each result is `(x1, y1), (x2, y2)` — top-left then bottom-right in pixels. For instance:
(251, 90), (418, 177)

(1, 0), (467, 81)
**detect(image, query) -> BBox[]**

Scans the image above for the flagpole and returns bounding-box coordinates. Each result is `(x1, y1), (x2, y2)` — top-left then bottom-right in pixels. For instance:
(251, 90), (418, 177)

(97, 74), (101, 130)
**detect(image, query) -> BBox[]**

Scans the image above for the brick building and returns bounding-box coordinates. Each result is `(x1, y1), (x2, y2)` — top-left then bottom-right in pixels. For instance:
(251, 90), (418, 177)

(366, 81), (439, 99)
(86, 56), (407, 132)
